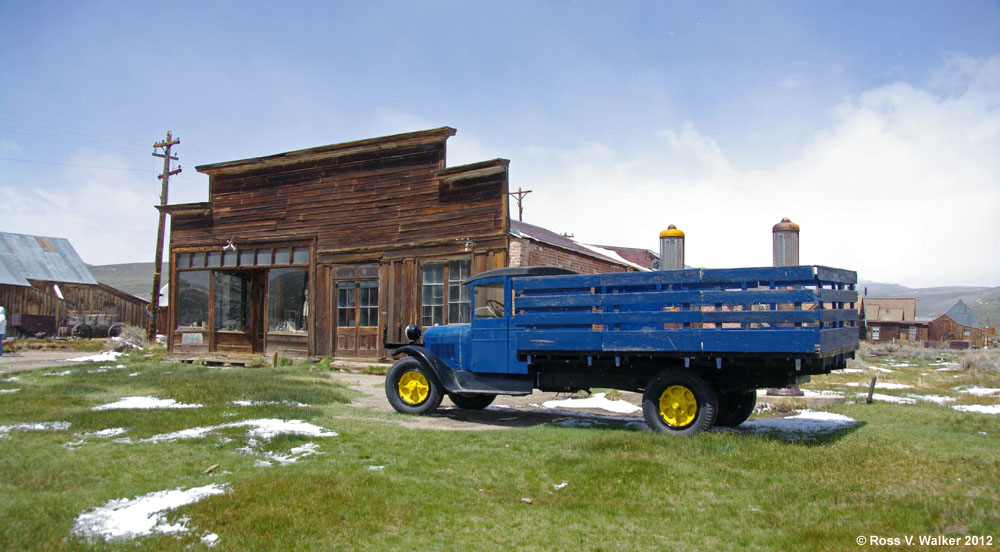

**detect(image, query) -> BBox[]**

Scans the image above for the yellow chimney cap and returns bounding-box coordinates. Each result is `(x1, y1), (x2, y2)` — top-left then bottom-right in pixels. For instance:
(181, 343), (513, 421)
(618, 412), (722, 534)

(772, 217), (800, 232)
(659, 224), (685, 238)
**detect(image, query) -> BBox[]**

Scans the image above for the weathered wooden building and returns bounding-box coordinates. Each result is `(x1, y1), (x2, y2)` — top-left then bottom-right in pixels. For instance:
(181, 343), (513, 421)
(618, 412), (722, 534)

(162, 127), (640, 361)
(0, 232), (150, 337)
(928, 300), (987, 348)
(860, 297), (929, 343)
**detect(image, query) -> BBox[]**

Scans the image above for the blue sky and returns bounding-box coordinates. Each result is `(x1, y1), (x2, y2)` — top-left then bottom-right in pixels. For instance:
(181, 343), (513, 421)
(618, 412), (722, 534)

(1, 1), (998, 287)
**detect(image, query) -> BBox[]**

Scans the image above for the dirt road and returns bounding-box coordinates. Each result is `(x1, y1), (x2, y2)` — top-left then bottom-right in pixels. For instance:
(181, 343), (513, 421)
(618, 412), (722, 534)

(326, 370), (648, 431)
(0, 349), (87, 373)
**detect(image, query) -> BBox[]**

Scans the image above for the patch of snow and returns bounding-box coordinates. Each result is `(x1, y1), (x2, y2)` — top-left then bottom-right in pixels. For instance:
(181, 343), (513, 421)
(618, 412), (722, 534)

(92, 396), (203, 411)
(800, 389), (844, 398)
(1, 388), (20, 394)
(0, 421), (71, 438)
(231, 399), (309, 408)
(72, 484), (228, 543)
(3, 376), (21, 382)
(42, 370), (75, 377)
(68, 351), (124, 363)
(838, 368), (865, 374)
(128, 373), (140, 377)
(738, 410), (857, 439)
(952, 404), (1000, 415)
(542, 392), (641, 414)
(89, 427), (129, 438)
(144, 418), (337, 443)
(368, 465), (386, 471)
(935, 367), (959, 372)
(958, 387), (1000, 396)
(553, 481), (568, 491)
(867, 366), (896, 373)
(857, 393), (917, 404)
(201, 532), (220, 547)
(907, 394), (957, 405)
(843, 382), (913, 390)
(263, 442), (322, 465)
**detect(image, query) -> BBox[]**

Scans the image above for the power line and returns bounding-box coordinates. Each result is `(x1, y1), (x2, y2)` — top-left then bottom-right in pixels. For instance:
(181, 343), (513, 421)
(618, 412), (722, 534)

(0, 111), (230, 163)
(0, 156), (157, 173)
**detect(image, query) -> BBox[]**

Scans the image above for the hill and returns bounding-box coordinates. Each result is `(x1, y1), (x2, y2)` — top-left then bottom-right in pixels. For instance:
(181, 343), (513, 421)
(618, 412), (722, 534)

(859, 279), (1000, 327)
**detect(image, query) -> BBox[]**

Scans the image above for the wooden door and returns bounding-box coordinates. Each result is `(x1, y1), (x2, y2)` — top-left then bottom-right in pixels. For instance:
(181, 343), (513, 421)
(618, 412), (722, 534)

(335, 279), (380, 358)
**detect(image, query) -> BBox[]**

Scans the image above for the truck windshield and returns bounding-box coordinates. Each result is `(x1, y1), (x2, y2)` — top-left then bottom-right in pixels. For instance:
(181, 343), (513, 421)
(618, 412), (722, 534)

(473, 281), (505, 319)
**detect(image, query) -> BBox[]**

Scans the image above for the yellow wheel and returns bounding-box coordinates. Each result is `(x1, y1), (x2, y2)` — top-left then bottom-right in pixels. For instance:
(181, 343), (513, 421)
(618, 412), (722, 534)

(385, 358), (443, 415)
(642, 369), (718, 435)
(397, 370), (430, 405)
(658, 385), (698, 427)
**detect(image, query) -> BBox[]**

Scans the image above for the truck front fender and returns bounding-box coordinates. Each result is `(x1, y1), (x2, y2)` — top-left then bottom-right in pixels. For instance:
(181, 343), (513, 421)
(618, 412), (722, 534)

(391, 345), (459, 393)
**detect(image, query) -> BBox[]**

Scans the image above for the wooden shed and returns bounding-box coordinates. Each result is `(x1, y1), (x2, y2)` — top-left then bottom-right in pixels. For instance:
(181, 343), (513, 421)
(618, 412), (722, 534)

(161, 127), (640, 361)
(928, 300), (987, 348)
(0, 232), (150, 337)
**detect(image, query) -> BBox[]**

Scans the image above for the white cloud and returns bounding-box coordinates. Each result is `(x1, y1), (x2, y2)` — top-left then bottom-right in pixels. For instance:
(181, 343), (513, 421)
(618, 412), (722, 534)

(515, 55), (1000, 287)
(0, 139), (24, 155)
(0, 149), (160, 265)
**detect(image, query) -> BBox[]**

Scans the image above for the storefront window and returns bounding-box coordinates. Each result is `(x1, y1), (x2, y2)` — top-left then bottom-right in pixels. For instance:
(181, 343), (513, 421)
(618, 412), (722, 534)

(214, 272), (250, 332)
(176, 271), (210, 330)
(448, 260), (471, 323)
(268, 268), (308, 333)
(422, 263), (445, 326)
(337, 282), (356, 328)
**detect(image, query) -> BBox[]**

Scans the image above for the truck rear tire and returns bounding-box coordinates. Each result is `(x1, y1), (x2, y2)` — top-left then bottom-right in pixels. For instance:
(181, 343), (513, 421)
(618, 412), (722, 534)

(448, 393), (496, 410)
(385, 357), (443, 415)
(715, 390), (757, 427)
(642, 369), (718, 435)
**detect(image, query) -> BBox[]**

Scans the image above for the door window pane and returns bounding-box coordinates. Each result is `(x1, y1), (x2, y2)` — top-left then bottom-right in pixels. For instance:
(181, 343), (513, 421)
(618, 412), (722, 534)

(214, 272), (250, 332)
(268, 268), (309, 333)
(359, 280), (378, 327)
(338, 282), (356, 328)
(176, 271), (210, 330)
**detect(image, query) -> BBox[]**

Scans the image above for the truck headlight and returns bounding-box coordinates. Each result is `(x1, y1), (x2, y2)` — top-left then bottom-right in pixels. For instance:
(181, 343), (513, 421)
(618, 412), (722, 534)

(404, 324), (422, 343)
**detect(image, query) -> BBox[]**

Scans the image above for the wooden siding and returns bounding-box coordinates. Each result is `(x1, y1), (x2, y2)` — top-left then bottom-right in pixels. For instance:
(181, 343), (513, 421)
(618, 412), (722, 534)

(166, 129), (511, 359)
(0, 281), (149, 336)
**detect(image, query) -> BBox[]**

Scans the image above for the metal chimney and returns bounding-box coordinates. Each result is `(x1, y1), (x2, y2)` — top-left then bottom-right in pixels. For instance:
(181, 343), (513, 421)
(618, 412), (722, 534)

(772, 217), (800, 267)
(659, 225), (685, 270)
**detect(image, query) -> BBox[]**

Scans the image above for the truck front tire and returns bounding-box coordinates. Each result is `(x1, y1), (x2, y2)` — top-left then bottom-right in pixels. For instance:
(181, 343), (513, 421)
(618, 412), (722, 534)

(386, 357), (443, 415)
(715, 390), (757, 427)
(642, 369), (718, 435)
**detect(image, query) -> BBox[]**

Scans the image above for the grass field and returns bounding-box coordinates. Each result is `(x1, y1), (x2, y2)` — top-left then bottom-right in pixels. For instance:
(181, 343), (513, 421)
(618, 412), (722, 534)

(1, 346), (998, 551)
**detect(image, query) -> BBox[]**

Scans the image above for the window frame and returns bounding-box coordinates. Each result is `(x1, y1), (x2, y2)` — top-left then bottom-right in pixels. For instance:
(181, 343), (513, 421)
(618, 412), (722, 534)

(420, 257), (472, 326)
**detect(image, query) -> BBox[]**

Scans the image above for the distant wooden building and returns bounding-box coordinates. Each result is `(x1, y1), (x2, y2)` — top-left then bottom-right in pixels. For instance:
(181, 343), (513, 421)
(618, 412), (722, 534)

(860, 297), (929, 343)
(161, 127), (641, 361)
(0, 232), (149, 337)
(929, 300), (986, 348)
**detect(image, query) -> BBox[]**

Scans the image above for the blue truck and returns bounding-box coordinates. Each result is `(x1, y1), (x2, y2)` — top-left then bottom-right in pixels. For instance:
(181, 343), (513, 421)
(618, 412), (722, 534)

(386, 265), (859, 434)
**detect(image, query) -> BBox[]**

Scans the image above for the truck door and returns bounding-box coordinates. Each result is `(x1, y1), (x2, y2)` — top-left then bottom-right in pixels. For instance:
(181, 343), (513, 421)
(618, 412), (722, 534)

(468, 278), (510, 374)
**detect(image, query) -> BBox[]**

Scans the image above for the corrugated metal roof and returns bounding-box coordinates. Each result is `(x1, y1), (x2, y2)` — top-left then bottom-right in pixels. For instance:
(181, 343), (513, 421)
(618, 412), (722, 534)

(0, 232), (98, 287)
(944, 300), (980, 328)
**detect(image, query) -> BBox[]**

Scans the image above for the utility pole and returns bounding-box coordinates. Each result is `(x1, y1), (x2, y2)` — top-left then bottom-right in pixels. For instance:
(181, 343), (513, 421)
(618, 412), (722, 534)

(149, 131), (181, 340)
(508, 187), (532, 222)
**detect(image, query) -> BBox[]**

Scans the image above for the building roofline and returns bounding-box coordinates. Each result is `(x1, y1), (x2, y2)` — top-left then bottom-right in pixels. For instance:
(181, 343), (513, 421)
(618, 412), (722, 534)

(195, 126), (457, 176)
